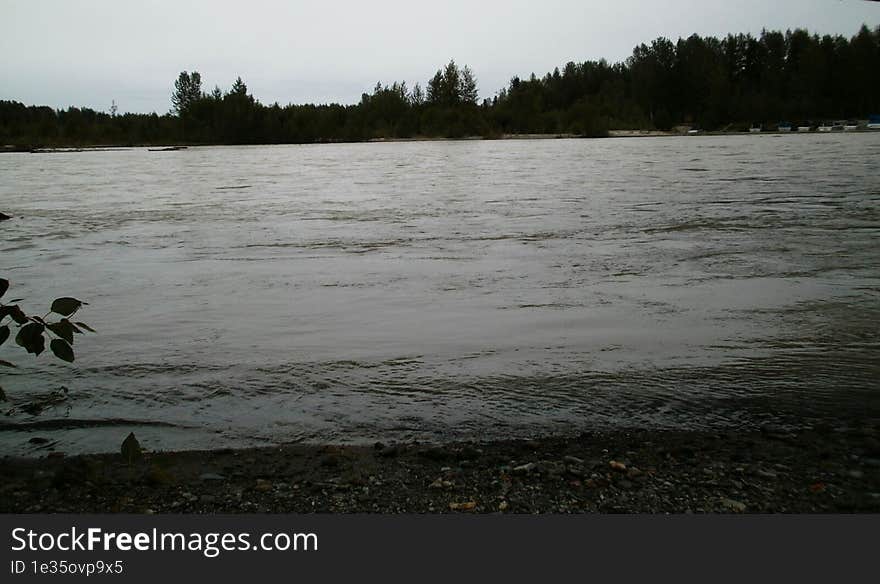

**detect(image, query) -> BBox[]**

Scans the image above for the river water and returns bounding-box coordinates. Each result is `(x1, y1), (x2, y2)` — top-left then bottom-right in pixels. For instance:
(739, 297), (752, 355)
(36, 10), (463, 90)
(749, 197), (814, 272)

(1, 134), (879, 455)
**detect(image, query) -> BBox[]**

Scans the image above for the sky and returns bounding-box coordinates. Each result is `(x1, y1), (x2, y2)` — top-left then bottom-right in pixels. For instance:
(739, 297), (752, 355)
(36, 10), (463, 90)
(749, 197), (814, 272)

(1, 0), (878, 114)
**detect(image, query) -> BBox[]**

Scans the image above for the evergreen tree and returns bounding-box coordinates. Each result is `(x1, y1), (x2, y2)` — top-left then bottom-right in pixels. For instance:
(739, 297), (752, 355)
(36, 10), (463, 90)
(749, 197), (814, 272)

(442, 60), (461, 105)
(426, 71), (444, 104)
(460, 66), (478, 104)
(230, 77), (248, 96)
(171, 71), (203, 115)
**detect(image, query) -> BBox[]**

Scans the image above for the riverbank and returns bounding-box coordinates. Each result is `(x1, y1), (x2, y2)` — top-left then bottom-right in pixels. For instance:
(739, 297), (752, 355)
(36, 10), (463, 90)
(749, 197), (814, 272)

(6, 128), (876, 153)
(1, 135), (585, 151)
(2, 424), (878, 513)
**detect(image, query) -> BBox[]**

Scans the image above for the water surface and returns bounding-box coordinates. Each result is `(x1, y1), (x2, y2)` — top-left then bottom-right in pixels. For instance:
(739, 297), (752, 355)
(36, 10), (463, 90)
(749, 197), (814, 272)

(1, 134), (878, 455)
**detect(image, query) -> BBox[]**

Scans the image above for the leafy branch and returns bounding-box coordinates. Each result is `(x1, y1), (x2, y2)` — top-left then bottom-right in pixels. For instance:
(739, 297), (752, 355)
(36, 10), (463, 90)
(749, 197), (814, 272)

(0, 277), (95, 401)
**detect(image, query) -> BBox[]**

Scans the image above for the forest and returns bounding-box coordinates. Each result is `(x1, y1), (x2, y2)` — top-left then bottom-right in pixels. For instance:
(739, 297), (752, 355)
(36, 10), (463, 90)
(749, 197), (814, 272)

(1, 25), (878, 146)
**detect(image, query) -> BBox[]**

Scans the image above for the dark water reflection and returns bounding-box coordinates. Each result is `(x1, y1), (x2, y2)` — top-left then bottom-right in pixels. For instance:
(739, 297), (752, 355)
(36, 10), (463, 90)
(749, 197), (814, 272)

(1, 134), (878, 454)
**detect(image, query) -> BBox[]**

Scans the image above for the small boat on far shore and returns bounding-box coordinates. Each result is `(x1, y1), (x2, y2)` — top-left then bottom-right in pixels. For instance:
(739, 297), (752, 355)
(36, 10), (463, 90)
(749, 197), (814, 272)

(777, 122), (792, 132)
(148, 146), (188, 152)
(868, 115), (880, 130)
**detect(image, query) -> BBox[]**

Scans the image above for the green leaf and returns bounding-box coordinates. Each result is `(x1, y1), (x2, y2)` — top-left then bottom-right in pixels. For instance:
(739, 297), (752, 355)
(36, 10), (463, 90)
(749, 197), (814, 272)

(15, 322), (45, 355)
(0, 278), (7, 298)
(47, 321), (75, 344)
(64, 319), (83, 334)
(0, 325), (8, 346)
(50, 297), (83, 317)
(0, 305), (28, 325)
(50, 338), (74, 362)
(10, 307), (27, 325)
(75, 321), (96, 333)
(0, 359), (16, 368)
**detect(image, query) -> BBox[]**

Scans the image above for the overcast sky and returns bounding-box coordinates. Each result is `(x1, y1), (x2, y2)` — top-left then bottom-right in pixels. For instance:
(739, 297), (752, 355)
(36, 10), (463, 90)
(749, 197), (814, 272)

(1, 0), (877, 114)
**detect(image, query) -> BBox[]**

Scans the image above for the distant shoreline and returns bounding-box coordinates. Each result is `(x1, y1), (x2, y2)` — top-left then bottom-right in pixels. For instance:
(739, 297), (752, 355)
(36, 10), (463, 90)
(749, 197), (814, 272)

(4, 128), (877, 153)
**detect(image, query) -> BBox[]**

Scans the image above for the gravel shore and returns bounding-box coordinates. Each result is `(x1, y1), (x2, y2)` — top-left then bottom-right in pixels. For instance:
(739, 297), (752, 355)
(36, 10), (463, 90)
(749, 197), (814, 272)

(2, 424), (879, 513)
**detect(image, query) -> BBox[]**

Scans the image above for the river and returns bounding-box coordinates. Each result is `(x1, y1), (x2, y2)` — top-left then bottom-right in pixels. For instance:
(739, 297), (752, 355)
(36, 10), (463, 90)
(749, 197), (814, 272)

(1, 134), (878, 455)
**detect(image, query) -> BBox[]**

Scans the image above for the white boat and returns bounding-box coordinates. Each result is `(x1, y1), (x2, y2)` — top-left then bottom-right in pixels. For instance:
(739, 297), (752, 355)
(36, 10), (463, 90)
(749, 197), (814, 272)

(844, 120), (859, 131)
(797, 126), (812, 132)
(867, 115), (880, 130)
(749, 124), (761, 133)
(818, 122), (833, 132)
(777, 122), (792, 132)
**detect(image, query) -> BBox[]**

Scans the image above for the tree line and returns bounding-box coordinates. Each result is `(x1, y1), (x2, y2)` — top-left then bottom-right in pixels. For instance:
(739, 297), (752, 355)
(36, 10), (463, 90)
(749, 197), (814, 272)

(1, 25), (877, 146)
